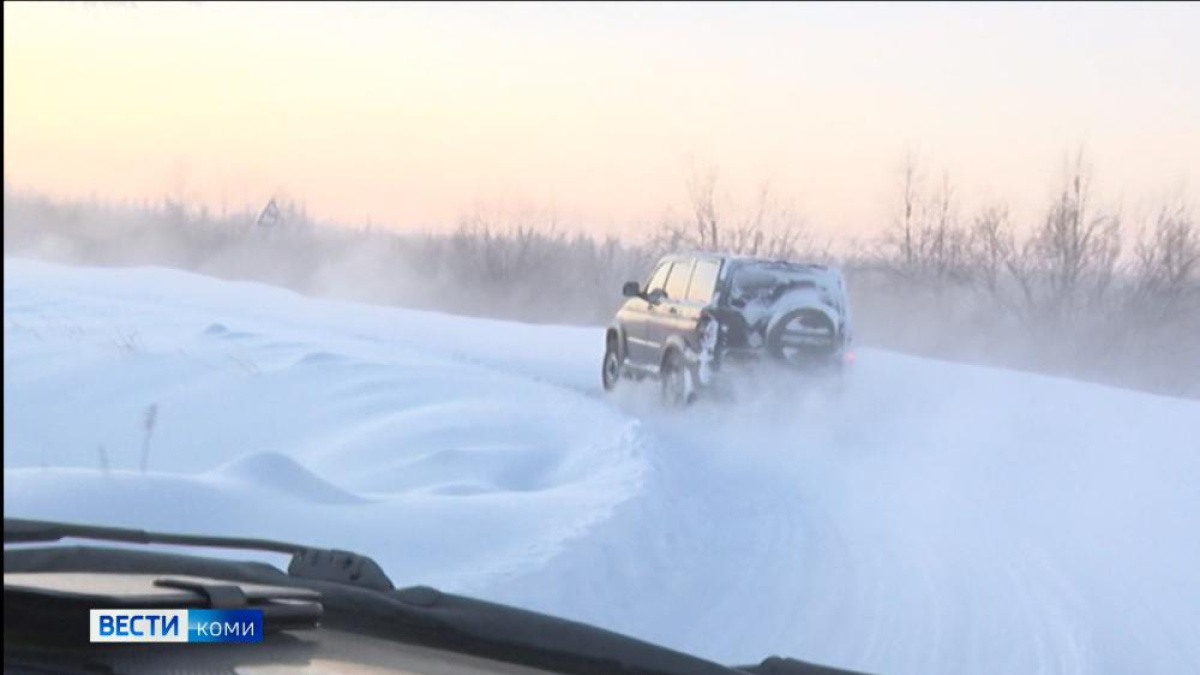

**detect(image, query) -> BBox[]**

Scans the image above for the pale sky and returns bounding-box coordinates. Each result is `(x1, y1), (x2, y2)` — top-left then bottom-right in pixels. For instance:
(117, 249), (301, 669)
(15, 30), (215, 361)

(5, 1), (1198, 238)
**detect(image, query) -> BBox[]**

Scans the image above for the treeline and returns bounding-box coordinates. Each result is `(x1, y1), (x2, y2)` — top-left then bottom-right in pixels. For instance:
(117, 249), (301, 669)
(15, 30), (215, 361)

(1, 190), (656, 324)
(849, 153), (1199, 398)
(4, 155), (1197, 398)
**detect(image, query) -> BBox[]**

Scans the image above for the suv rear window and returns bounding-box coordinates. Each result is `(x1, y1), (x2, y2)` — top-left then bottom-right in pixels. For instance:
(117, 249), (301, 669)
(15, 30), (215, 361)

(729, 261), (846, 313)
(664, 260), (694, 301)
(686, 259), (720, 304)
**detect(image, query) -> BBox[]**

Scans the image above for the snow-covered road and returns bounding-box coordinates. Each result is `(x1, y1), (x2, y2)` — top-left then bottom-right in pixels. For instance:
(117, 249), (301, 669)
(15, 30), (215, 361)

(6, 259), (1200, 674)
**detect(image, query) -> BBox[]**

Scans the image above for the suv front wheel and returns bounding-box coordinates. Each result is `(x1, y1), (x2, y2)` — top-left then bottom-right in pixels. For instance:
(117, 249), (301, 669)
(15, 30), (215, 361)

(601, 338), (623, 391)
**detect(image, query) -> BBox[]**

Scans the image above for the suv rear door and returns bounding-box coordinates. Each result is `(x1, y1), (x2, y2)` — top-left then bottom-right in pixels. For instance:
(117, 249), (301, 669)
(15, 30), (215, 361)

(671, 256), (722, 356)
(643, 257), (694, 365)
(686, 257), (722, 308)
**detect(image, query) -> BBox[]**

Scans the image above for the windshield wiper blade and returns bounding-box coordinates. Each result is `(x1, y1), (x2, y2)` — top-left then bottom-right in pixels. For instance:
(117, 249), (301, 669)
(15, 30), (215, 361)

(4, 518), (302, 553)
(3, 518), (394, 591)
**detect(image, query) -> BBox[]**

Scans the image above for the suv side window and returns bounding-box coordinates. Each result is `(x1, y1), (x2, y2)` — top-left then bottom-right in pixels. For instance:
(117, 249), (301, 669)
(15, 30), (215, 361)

(664, 259), (694, 301)
(685, 259), (720, 304)
(645, 262), (671, 294)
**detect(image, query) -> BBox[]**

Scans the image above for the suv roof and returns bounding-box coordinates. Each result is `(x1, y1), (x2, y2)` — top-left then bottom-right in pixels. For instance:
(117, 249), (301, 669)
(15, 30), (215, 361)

(659, 251), (834, 270)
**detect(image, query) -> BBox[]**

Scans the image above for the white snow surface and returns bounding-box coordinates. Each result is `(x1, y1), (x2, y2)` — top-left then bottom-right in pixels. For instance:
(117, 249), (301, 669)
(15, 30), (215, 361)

(5, 258), (1200, 675)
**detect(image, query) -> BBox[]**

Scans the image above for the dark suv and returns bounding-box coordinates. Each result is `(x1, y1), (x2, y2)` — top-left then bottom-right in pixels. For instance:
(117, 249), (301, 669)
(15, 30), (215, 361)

(603, 253), (853, 404)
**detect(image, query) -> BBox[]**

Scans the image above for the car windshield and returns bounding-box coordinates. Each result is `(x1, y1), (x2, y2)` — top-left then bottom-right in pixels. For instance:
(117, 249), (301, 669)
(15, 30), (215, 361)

(5, 4), (1200, 675)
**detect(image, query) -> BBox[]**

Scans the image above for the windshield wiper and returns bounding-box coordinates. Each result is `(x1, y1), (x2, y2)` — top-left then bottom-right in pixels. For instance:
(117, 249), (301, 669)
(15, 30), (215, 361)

(4, 518), (394, 591)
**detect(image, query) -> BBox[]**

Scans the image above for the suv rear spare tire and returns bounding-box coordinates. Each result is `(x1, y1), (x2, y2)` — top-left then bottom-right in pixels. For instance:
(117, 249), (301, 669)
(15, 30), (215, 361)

(765, 308), (838, 366)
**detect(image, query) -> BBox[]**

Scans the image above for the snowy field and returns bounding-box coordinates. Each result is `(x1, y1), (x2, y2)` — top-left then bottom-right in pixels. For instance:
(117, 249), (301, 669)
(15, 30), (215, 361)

(5, 258), (1200, 675)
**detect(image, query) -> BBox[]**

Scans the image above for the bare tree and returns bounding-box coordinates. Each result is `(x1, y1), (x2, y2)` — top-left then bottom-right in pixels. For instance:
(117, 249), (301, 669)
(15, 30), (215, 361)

(655, 167), (820, 261)
(968, 203), (1017, 302)
(685, 167), (721, 250)
(892, 150), (922, 274)
(1129, 200), (1200, 318)
(879, 154), (974, 284)
(1022, 151), (1122, 323)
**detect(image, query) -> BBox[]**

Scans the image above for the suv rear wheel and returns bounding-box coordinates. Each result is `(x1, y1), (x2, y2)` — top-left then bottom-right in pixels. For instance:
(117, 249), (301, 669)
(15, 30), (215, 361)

(660, 349), (695, 407)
